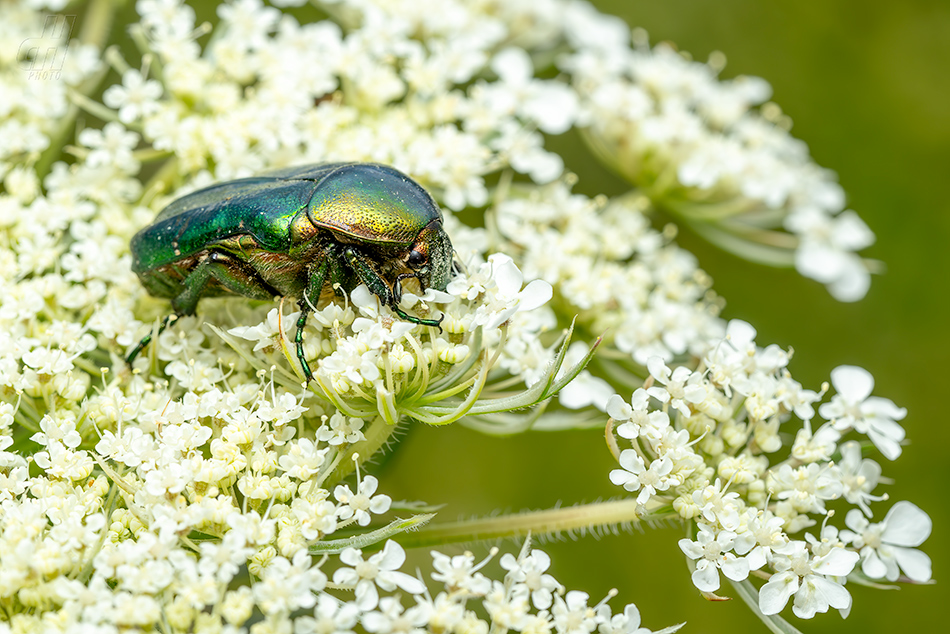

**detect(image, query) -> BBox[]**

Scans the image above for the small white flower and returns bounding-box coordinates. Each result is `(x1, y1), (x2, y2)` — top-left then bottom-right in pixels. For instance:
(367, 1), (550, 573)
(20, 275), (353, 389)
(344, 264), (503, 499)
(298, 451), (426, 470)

(788, 209), (874, 302)
(597, 603), (684, 634)
(228, 308), (301, 351)
(333, 541), (426, 610)
(499, 549), (563, 610)
(819, 365), (907, 459)
(841, 501), (932, 582)
(610, 450), (675, 505)
(430, 550), (492, 595)
(551, 590), (598, 634)
(295, 595), (360, 634)
(363, 596), (430, 634)
(836, 440), (884, 516)
(78, 122), (141, 170)
(473, 254), (553, 330)
(317, 412), (366, 446)
(678, 524), (751, 592)
(278, 438), (327, 481)
(645, 357), (707, 418)
(103, 69), (163, 123)
(334, 475), (391, 527)
(252, 550), (326, 616)
(758, 540), (859, 619)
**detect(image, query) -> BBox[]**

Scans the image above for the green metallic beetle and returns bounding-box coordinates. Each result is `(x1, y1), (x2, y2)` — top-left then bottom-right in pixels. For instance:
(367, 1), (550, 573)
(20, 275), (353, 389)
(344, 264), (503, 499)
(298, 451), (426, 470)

(128, 162), (454, 382)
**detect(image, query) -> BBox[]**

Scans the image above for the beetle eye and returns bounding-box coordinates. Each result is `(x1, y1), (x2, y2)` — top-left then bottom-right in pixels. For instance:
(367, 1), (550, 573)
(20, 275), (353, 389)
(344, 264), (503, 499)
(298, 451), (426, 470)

(407, 249), (426, 267)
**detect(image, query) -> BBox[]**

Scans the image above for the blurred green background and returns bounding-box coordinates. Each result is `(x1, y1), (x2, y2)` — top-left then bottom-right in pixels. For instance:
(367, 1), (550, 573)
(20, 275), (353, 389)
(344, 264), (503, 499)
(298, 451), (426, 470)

(384, 1), (950, 632)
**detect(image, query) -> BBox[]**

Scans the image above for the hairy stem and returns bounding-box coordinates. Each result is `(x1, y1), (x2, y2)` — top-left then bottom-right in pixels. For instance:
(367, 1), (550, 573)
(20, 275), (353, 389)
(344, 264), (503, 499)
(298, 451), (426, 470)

(395, 499), (665, 549)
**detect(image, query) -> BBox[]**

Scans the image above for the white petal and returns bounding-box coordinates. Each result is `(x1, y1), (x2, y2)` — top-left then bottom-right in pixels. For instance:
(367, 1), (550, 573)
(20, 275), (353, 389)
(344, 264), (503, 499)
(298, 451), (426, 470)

(526, 86), (578, 134)
(892, 546), (932, 582)
(864, 396), (907, 420)
(690, 560), (721, 592)
(354, 580), (379, 611)
(861, 549), (888, 580)
(881, 501), (932, 547)
(831, 211), (875, 251)
(332, 567), (359, 586)
(489, 255), (522, 297)
(518, 279), (553, 311)
(339, 548), (362, 566)
(830, 365), (874, 402)
(376, 540), (406, 570)
(622, 603), (641, 627)
(369, 494), (391, 514)
(810, 576), (852, 612)
(843, 508), (868, 533)
(812, 548), (859, 576)
(683, 384), (708, 403)
(631, 389), (650, 409)
(758, 572), (798, 615)
(720, 556), (750, 582)
(618, 449), (644, 473)
(361, 475), (379, 496)
(647, 357), (670, 381)
(378, 569), (427, 594)
(796, 242), (846, 283)
(609, 469), (638, 489)
(827, 258), (870, 302)
(559, 373), (613, 411)
(745, 546), (766, 572)
(678, 538), (703, 560)
(492, 47), (532, 83)
(606, 394), (632, 421)
(725, 319), (756, 345)
(350, 284), (377, 310)
(866, 427), (903, 461)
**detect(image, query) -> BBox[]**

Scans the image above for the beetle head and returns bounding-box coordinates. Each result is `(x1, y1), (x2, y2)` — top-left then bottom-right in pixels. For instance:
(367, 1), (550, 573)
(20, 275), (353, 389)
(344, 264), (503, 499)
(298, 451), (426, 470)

(405, 219), (453, 292)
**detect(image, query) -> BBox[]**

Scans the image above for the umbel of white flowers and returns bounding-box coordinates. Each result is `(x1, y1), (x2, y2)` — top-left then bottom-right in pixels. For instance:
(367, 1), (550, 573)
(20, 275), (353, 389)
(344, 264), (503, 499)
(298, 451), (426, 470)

(0, 0), (930, 632)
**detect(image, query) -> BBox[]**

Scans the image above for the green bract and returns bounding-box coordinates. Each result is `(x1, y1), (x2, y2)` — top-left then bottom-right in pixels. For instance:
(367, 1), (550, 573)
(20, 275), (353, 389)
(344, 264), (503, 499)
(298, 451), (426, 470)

(128, 163), (454, 381)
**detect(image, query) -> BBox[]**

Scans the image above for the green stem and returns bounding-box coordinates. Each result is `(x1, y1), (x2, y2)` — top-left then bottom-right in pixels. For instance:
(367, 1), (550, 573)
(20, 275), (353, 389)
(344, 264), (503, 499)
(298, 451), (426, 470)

(395, 498), (655, 549)
(728, 578), (805, 634)
(79, 0), (122, 50)
(34, 0), (121, 179)
(78, 481), (119, 583)
(681, 217), (799, 267)
(322, 415), (399, 489)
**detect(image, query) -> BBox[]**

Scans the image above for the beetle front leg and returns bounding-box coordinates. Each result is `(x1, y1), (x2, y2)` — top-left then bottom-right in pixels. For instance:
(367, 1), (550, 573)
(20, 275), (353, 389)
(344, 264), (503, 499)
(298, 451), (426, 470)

(343, 248), (443, 329)
(342, 247), (394, 305)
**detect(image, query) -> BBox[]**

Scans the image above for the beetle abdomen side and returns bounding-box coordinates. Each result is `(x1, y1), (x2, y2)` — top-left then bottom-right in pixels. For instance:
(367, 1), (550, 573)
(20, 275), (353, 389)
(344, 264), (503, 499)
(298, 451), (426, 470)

(131, 179), (317, 273)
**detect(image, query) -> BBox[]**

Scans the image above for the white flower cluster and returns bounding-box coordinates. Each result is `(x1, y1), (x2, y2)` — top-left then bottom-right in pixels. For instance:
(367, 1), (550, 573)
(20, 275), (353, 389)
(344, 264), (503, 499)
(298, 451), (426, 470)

(0, 1), (667, 630)
(607, 320), (931, 619)
(0, 0), (927, 631)
(494, 181), (724, 369)
(222, 255), (561, 427)
(558, 4), (876, 301)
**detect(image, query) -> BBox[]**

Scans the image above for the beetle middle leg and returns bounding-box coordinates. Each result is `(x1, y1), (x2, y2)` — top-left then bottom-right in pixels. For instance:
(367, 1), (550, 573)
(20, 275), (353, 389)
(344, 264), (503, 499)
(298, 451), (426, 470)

(127, 251), (277, 367)
(294, 257), (336, 384)
(171, 251), (276, 315)
(126, 314), (177, 365)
